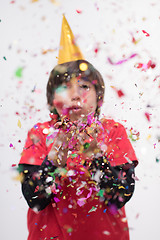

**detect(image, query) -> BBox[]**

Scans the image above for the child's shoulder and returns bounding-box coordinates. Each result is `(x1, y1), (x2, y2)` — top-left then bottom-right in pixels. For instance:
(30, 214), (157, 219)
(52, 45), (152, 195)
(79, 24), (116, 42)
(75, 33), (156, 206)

(29, 119), (56, 135)
(100, 117), (124, 129)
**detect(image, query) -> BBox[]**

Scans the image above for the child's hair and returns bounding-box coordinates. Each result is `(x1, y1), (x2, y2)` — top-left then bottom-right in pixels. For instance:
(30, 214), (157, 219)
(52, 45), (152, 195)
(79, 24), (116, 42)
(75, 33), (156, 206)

(46, 60), (105, 117)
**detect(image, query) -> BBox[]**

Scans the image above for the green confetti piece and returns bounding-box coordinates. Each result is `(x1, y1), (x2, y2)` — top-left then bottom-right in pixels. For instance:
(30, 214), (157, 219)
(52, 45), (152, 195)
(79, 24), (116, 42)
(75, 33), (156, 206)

(83, 142), (90, 149)
(48, 172), (55, 180)
(156, 158), (160, 163)
(54, 168), (67, 175)
(67, 228), (73, 233)
(97, 189), (105, 197)
(88, 206), (97, 213)
(71, 153), (77, 157)
(15, 67), (23, 78)
(3, 56), (7, 60)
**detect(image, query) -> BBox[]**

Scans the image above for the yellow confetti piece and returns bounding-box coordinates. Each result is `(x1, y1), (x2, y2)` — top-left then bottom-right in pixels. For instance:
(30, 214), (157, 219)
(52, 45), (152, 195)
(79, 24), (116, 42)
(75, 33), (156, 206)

(124, 193), (131, 196)
(79, 62), (88, 71)
(50, 0), (60, 5)
(12, 173), (24, 182)
(88, 180), (97, 185)
(118, 186), (125, 189)
(147, 134), (151, 140)
(17, 119), (21, 128)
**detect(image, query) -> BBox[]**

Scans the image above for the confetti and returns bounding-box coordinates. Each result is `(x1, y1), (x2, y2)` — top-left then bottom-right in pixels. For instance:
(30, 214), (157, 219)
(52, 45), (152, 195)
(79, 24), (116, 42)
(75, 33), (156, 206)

(79, 62), (88, 71)
(67, 228), (73, 233)
(145, 112), (151, 122)
(42, 48), (56, 54)
(11, 164), (17, 167)
(108, 53), (137, 65)
(134, 60), (155, 71)
(129, 129), (140, 142)
(53, 197), (60, 203)
(131, 36), (141, 45)
(76, 9), (82, 14)
(156, 157), (160, 163)
(15, 67), (23, 78)
(142, 30), (150, 37)
(17, 119), (22, 128)
(111, 86), (125, 98)
(3, 56), (7, 60)
(88, 206), (97, 213)
(103, 230), (110, 236)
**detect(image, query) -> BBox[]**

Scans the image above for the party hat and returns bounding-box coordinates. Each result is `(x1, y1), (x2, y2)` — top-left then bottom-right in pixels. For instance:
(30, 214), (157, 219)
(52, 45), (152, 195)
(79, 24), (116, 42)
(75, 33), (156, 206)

(58, 15), (84, 64)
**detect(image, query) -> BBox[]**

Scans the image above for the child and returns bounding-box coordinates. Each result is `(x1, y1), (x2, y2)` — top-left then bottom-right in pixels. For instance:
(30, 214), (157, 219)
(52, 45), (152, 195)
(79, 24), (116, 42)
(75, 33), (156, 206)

(19, 16), (138, 240)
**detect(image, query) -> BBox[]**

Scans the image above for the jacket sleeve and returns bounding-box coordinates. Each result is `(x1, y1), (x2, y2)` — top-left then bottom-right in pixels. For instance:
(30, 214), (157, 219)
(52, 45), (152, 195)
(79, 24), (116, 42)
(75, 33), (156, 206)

(18, 156), (58, 212)
(89, 156), (135, 209)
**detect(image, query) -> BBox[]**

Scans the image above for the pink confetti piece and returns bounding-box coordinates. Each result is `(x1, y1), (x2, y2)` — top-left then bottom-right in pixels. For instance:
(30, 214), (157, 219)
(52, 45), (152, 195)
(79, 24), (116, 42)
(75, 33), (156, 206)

(108, 53), (137, 65)
(142, 30), (150, 37)
(86, 188), (92, 198)
(9, 143), (13, 148)
(54, 197), (60, 203)
(94, 3), (99, 10)
(77, 198), (86, 207)
(76, 9), (82, 13)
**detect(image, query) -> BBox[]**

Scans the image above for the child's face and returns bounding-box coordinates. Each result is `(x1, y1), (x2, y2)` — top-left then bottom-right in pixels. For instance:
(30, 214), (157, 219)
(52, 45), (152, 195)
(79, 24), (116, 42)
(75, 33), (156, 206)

(53, 78), (97, 121)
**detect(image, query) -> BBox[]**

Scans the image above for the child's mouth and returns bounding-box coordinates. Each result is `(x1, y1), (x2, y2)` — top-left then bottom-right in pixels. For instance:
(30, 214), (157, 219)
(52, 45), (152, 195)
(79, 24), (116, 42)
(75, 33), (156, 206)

(68, 106), (82, 113)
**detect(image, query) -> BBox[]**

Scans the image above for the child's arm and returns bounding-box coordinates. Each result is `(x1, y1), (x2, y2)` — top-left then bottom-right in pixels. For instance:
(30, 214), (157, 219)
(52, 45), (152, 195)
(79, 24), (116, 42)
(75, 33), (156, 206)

(89, 157), (135, 209)
(19, 123), (78, 211)
(19, 156), (58, 211)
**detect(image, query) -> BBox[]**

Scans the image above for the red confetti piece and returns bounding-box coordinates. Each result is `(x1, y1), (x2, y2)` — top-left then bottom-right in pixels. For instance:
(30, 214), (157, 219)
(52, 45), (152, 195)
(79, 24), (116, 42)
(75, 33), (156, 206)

(94, 47), (99, 54)
(76, 9), (82, 14)
(11, 164), (17, 167)
(142, 30), (150, 37)
(145, 112), (151, 121)
(153, 75), (160, 82)
(117, 90), (125, 97)
(111, 87), (125, 98)
(34, 186), (39, 193)
(135, 60), (155, 71)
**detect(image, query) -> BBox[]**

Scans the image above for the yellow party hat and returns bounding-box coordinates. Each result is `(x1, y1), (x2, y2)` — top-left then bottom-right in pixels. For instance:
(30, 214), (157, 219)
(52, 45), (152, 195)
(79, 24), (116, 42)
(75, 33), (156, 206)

(58, 15), (84, 64)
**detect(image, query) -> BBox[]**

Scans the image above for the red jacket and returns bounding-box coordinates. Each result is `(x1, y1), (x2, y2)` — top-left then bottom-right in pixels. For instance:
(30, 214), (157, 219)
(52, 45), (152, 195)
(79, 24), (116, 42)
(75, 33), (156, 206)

(19, 118), (138, 240)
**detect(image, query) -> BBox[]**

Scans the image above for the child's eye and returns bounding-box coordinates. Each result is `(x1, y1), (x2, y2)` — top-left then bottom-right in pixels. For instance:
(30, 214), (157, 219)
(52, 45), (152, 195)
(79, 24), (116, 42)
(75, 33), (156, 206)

(80, 84), (90, 90)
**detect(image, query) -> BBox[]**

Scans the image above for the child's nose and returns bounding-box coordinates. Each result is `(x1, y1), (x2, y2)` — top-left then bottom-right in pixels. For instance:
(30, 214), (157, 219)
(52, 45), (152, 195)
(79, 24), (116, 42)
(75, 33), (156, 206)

(71, 85), (80, 101)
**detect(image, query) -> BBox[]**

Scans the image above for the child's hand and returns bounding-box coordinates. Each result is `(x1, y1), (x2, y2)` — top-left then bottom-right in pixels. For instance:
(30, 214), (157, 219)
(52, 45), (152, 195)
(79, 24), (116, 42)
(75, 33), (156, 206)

(48, 122), (78, 167)
(78, 124), (103, 159)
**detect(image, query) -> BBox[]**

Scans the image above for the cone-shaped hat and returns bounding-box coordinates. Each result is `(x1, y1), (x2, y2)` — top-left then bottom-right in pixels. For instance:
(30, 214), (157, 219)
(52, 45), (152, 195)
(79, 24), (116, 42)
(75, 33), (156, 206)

(58, 15), (84, 64)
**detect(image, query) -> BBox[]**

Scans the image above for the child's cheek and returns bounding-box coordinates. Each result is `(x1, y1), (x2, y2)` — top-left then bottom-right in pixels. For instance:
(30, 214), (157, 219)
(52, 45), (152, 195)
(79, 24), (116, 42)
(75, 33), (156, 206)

(53, 100), (64, 109)
(82, 92), (88, 104)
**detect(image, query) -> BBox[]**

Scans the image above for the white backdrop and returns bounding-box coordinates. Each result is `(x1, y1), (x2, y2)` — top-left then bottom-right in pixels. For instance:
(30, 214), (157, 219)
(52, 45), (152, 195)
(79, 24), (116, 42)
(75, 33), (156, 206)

(0, 0), (160, 239)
